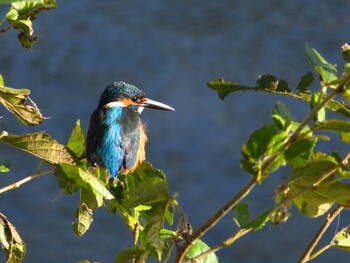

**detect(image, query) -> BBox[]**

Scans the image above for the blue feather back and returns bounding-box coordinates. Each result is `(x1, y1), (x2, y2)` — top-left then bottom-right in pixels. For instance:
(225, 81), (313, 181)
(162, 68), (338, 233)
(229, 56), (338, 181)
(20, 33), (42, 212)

(96, 107), (124, 177)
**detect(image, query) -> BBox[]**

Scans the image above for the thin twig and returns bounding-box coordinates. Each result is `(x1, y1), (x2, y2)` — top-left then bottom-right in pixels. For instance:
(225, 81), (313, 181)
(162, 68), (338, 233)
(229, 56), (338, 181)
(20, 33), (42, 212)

(186, 228), (252, 263)
(173, 177), (258, 263)
(0, 169), (53, 194)
(298, 205), (344, 263)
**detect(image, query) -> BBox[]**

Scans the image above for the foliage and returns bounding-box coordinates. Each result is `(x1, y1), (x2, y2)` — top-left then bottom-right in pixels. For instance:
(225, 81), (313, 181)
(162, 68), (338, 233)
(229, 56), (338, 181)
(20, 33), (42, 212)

(0, 0), (57, 48)
(1, 2), (350, 263)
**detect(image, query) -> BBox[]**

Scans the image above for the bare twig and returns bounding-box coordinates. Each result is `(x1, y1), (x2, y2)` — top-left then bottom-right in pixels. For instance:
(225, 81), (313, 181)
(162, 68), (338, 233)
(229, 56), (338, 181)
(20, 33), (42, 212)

(0, 169), (53, 194)
(298, 205), (344, 263)
(173, 177), (257, 263)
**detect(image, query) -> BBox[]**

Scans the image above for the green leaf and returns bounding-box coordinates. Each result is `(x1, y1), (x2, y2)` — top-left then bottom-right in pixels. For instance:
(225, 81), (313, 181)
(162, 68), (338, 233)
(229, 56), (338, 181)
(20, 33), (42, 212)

(120, 162), (174, 260)
(243, 209), (271, 231)
(241, 124), (287, 160)
(5, 0), (57, 48)
(314, 119), (350, 133)
(186, 239), (218, 263)
(0, 131), (74, 165)
(311, 91), (326, 123)
(114, 247), (149, 263)
(207, 78), (249, 99)
(56, 163), (114, 200)
(67, 119), (86, 158)
(0, 213), (26, 263)
(72, 186), (104, 237)
(297, 71), (314, 93)
(241, 123), (288, 178)
(291, 154), (338, 180)
(304, 44), (338, 83)
(340, 131), (350, 143)
(0, 160), (11, 172)
(289, 155), (343, 217)
(72, 201), (93, 237)
(122, 162), (170, 207)
(285, 138), (316, 168)
(0, 85), (42, 126)
(0, 74), (4, 86)
(331, 226), (350, 251)
(256, 74), (278, 90)
(233, 203), (250, 228)
(272, 101), (296, 130)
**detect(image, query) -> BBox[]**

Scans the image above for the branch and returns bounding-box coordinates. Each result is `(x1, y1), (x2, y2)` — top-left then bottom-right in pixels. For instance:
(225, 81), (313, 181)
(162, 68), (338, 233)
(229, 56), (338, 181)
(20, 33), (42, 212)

(0, 169), (53, 194)
(186, 228), (251, 263)
(175, 75), (350, 262)
(173, 177), (257, 263)
(298, 205), (344, 263)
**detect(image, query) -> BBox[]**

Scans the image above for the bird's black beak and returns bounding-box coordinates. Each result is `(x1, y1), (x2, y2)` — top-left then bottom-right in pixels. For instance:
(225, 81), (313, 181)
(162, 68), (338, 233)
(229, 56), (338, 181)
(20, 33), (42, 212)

(138, 98), (175, 111)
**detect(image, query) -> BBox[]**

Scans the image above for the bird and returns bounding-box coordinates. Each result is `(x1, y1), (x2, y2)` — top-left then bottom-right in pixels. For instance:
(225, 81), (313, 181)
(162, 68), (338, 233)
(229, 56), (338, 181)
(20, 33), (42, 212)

(85, 81), (175, 177)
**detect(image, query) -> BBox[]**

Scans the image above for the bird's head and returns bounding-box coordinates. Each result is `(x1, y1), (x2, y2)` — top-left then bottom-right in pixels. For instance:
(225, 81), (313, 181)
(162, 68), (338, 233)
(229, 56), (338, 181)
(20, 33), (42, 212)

(98, 81), (175, 113)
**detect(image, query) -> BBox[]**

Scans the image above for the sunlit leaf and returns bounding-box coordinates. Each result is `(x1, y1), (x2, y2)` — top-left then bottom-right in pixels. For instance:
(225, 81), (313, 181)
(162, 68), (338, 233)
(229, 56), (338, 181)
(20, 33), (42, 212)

(285, 138), (316, 168)
(244, 209), (271, 231)
(122, 162), (170, 207)
(120, 162), (174, 260)
(0, 85), (42, 126)
(304, 44), (338, 83)
(114, 247), (149, 263)
(56, 163), (114, 200)
(340, 131), (350, 143)
(72, 201), (93, 237)
(186, 239), (218, 263)
(0, 160), (11, 172)
(67, 119), (86, 158)
(5, 0), (57, 48)
(288, 155), (346, 217)
(314, 119), (350, 133)
(241, 124), (287, 160)
(72, 186), (104, 237)
(331, 225), (350, 251)
(0, 213), (26, 263)
(311, 91), (326, 123)
(272, 101), (296, 130)
(0, 131), (74, 165)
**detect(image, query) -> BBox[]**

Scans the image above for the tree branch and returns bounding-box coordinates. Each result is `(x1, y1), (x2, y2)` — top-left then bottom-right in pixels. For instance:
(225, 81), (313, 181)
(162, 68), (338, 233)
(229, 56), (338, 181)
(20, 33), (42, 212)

(298, 205), (344, 263)
(0, 169), (53, 194)
(173, 177), (257, 263)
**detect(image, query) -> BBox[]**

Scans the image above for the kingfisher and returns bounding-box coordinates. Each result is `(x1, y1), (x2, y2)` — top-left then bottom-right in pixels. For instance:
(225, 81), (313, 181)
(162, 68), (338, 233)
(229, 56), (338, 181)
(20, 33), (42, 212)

(85, 81), (175, 177)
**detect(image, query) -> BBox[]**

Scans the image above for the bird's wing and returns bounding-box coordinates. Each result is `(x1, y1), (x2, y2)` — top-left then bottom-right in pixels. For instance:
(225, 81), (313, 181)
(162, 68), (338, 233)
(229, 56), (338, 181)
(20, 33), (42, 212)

(121, 113), (141, 171)
(122, 124), (140, 170)
(85, 108), (101, 163)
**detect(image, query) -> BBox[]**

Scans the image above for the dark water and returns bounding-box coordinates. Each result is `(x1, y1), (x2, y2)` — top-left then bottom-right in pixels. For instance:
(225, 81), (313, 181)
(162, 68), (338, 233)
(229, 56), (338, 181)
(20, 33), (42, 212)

(1, 1), (350, 262)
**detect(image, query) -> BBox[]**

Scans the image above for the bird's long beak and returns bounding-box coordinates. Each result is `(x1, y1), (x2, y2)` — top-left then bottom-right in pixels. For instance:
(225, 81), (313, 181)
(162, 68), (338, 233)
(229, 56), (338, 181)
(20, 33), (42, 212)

(138, 98), (175, 111)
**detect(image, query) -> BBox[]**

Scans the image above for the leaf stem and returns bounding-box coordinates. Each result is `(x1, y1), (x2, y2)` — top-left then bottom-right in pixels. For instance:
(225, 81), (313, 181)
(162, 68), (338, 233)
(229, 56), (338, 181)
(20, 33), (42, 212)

(0, 169), (53, 194)
(298, 205), (344, 263)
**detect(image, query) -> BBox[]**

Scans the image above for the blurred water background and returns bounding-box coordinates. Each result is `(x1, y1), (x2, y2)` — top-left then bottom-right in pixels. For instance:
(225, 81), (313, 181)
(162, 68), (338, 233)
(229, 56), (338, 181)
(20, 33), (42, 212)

(1, 1), (350, 262)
